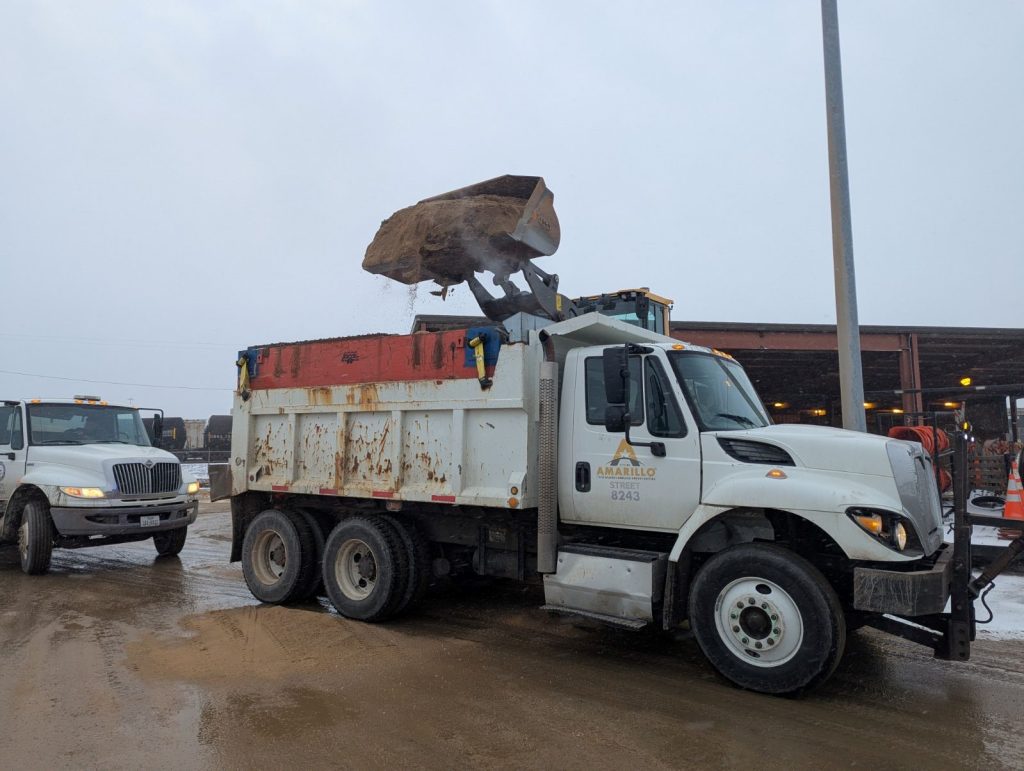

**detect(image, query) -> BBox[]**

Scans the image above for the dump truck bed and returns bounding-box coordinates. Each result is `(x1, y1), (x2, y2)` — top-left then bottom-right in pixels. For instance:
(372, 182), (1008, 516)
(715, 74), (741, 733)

(230, 329), (542, 509)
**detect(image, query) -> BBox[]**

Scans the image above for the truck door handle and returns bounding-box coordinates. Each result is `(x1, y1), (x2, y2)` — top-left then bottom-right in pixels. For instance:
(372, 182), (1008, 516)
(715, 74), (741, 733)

(3, 452), (13, 460)
(575, 462), (591, 492)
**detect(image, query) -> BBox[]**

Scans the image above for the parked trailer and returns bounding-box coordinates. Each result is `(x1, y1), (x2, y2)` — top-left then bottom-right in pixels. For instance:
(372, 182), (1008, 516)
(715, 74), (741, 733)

(214, 313), (1024, 694)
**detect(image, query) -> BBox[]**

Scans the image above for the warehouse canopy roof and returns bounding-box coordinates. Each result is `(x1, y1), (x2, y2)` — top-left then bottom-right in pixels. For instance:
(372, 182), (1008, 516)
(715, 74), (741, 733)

(671, 321), (1024, 402)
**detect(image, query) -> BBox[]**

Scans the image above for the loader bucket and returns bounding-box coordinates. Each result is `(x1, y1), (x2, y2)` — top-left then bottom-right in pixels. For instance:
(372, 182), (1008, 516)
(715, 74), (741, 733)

(362, 175), (561, 286)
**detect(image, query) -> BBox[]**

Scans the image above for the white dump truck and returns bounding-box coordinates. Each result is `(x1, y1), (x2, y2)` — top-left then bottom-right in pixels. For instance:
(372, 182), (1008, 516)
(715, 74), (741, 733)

(0, 397), (200, 574)
(216, 176), (1020, 694)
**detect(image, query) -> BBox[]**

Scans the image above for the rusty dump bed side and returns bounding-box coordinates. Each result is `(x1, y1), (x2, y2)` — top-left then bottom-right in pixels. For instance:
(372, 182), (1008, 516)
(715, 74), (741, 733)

(246, 330), (493, 390)
(231, 331), (541, 510)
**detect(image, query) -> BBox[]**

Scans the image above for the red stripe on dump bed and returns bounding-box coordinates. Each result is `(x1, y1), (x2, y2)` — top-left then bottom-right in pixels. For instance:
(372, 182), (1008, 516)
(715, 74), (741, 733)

(431, 494), (456, 503)
(247, 329), (495, 390)
(271, 485), (290, 492)
(319, 488), (337, 496)
(371, 490), (395, 499)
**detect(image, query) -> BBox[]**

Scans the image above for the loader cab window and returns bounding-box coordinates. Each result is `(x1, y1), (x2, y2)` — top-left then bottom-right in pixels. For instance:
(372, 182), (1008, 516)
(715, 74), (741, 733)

(584, 356), (643, 426)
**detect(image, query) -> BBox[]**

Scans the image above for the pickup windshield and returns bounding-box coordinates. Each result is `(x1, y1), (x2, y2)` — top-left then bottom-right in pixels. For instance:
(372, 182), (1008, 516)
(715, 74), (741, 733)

(668, 351), (770, 431)
(27, 403), (153, 447)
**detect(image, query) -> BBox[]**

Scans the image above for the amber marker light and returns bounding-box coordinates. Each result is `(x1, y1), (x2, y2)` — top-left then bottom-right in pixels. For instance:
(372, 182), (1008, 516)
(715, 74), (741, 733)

(766, 469), (787, 479)
(852, 512), (884, 535)
(60, 486), (105, 499)
(507, 497), (519, 508)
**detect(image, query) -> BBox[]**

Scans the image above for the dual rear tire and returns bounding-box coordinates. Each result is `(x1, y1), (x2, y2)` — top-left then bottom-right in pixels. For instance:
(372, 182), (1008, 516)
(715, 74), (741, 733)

(241, 509), (430, 620)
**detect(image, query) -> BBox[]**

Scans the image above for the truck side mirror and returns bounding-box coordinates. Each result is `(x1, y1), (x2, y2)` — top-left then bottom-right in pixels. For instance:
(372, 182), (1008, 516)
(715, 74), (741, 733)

(602, 347), (627, 405)
(604, 405), (627, 433)
(152, 415), (163, 448)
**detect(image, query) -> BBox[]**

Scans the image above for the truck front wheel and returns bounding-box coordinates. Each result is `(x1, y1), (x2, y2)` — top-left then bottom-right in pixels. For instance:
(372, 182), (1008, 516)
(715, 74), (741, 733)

(153, 527), (188, 557)
(322, 516), (409, 622)
(19, 501), (54, 575)
(688, 543), (846, 695)
(241, 509), (318, 604)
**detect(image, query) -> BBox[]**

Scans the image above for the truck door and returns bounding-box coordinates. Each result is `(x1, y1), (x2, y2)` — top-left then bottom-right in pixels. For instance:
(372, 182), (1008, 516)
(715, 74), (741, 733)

(567, 352), (701, 532)
(0, 403), (27, 511)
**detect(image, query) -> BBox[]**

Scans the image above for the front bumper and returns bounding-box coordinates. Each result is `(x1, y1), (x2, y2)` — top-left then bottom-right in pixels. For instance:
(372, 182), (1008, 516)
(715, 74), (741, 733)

(852, 543), (953, 616)
(51, 499), (199, 536)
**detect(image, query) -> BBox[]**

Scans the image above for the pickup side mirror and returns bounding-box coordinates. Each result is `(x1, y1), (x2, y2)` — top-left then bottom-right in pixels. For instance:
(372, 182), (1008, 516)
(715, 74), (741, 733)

(604, 405), (627, 433)
(602, 347), (627, 405)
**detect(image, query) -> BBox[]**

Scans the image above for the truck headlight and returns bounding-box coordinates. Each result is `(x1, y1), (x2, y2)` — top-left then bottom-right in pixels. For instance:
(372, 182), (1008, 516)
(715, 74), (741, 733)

(186, 481), (200, 495)
(61, 486), (106, 499)
(893, 522), (908, 551)
(847, 508), (914, 552)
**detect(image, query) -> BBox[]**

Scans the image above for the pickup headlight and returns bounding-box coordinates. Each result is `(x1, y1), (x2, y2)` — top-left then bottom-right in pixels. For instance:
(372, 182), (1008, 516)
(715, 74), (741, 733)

(847, 507), (916, 552)
(61, 486), (105, 499)
(186, 481), (200, 495)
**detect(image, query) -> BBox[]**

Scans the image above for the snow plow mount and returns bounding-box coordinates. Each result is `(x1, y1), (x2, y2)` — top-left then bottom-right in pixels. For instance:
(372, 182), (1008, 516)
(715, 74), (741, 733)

(862, 426), (1024, 661)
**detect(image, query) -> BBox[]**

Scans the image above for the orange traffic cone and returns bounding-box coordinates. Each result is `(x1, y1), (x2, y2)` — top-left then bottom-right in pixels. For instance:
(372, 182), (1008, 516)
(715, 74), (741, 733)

(998, 459), (1024, 540)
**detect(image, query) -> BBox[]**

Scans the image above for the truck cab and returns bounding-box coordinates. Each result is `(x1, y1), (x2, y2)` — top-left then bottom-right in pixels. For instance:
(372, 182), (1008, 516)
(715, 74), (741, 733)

(0, 397), (200, 574)
(559, 341), (942, 562)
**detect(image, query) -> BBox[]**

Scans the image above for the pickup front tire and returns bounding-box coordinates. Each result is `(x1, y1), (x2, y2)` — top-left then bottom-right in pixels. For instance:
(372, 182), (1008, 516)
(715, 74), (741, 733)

(688, 543), (846, 695)
(19, 501), (54, 575)
(153, 527), (188, 557)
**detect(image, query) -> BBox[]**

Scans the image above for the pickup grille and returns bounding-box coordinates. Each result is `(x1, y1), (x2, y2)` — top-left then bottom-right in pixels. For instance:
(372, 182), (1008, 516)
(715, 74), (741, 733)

(113, 462), (181, 496)
(718, 438), (795, 466)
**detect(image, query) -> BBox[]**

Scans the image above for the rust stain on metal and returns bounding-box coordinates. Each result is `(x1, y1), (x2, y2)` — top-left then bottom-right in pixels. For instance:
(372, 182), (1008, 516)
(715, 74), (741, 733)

(412, 334), (422, 367)
(272, 346), (285, 378)
(431, 335), (445, 369)
(307, 387), (333, 406)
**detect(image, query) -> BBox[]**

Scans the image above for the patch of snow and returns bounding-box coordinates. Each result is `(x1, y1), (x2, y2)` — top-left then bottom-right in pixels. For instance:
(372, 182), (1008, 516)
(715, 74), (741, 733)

(977, 573), (1024, 641)
(182, 463), (209, 487)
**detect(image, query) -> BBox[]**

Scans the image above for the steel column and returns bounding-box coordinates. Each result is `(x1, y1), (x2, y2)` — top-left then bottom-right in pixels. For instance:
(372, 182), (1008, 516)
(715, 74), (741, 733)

(898, 333), (923, 418)
(821, 0), (866, 432)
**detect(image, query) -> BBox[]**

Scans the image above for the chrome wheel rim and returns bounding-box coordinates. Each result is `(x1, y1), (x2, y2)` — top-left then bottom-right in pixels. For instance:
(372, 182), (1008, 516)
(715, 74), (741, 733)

(714, 577), (804, 667)
(334, 538), (376, 601)
(251, 529), (287, 585)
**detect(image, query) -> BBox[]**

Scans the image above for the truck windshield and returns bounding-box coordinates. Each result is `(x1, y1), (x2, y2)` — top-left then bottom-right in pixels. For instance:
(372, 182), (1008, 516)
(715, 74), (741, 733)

(668, 352), (770, 431)
(27, 404), (153, 447)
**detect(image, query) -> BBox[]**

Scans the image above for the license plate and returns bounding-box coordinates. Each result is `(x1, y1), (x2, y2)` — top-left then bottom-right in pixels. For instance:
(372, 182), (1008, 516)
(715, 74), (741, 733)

(140, 515), (161, 528)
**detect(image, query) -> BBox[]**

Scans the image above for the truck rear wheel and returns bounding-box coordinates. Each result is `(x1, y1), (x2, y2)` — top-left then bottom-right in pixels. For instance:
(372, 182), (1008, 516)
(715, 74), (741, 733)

(18, 501), (54, 575)
(381, 514), (432, 614)
(688, 543), (846, 695)
(241, 509), (318, 604)
(322, 516), (409, 621)
(153, 527), (188, 557)
(294, 509), (325, 600)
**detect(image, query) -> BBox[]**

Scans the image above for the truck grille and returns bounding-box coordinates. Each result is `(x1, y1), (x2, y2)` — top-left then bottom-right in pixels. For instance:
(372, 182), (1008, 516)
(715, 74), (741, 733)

(113, 462), (181, 496)
(886, 441), (944, 555)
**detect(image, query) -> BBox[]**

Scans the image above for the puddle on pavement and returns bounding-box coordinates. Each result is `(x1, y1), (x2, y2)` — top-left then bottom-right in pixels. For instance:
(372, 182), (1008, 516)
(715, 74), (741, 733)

(127, 604), (401, 685)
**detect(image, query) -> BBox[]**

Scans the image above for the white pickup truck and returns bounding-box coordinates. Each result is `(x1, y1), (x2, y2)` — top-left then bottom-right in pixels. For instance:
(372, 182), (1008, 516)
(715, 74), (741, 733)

(0, 397), (200, 574)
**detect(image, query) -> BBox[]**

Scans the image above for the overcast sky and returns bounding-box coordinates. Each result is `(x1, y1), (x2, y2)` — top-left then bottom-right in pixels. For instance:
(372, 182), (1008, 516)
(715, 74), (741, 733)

(1, 1), (1021, 418)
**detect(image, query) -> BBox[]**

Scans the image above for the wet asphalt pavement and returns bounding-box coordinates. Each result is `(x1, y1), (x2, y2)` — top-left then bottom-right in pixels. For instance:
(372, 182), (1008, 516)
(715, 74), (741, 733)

(1, 502), (1023, 770)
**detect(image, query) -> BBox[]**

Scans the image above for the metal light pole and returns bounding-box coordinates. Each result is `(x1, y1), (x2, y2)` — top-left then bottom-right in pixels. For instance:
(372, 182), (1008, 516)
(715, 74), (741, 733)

(821, 0), (867, 432)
